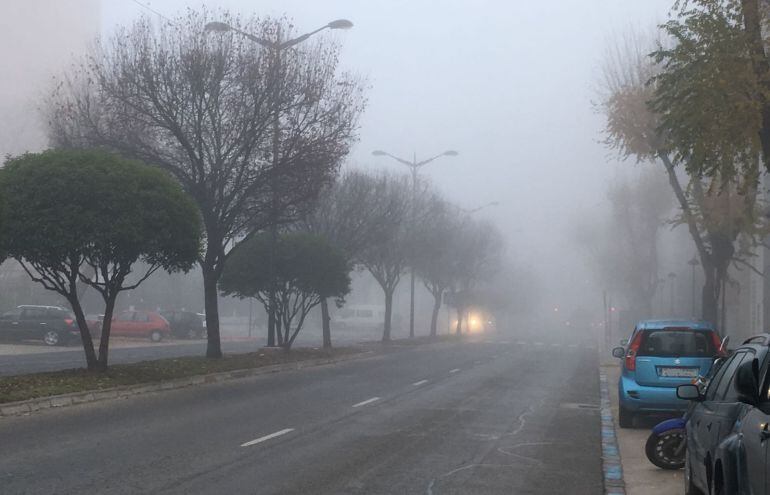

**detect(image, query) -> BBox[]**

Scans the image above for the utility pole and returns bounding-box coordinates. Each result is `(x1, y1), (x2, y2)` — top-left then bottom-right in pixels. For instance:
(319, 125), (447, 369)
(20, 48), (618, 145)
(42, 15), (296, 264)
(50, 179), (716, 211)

(372, 149), (459, 338)
(688, 255), (699, 317)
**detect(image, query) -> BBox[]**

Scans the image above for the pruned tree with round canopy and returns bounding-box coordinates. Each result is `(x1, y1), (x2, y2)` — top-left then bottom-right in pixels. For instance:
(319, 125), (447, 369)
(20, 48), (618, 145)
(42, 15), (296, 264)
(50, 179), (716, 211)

(219, 232), (350, 349)
(0, 149), (201, 370)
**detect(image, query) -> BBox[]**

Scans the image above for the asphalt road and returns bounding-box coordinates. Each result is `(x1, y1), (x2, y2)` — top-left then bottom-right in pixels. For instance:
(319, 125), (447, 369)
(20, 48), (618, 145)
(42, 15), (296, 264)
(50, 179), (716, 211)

(0, 335), (602, 494)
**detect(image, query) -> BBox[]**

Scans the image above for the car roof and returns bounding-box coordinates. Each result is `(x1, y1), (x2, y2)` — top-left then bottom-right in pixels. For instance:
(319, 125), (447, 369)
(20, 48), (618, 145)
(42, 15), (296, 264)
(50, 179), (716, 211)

(17, 305), (66, 311)
(635, 319), (714, 331)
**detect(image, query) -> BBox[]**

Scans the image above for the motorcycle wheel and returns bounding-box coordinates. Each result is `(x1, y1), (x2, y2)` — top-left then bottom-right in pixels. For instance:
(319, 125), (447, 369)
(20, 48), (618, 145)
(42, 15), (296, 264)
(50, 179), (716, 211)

(645, 428), (686, 470)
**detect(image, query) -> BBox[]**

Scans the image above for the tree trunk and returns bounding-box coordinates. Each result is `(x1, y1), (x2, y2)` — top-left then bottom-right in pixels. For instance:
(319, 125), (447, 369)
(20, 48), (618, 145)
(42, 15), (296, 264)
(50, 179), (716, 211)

(455, 307), (463, 335)
(701, 266), (719, 327)
(382, 289), (393, 342)
(202, 264), (222, 358)
(267, 292), (277, 347)
(321, 298), (332, 348)
(741, 0), (770, 170)
(96, 293), (118, 371)
(66, 293), (98, 370)
(429, 293), (441, 338)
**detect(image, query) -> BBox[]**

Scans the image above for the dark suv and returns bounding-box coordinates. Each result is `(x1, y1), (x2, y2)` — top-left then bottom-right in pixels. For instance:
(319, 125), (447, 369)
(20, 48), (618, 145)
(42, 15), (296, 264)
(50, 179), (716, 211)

(0, 305), (79, 346)
(677, 334), (770, 495)
(160, 310), (206, 339)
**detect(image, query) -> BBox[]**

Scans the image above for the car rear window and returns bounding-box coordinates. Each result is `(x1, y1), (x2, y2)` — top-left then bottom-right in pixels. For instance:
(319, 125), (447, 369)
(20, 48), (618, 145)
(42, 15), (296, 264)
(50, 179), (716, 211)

(637, 329), (715, 357)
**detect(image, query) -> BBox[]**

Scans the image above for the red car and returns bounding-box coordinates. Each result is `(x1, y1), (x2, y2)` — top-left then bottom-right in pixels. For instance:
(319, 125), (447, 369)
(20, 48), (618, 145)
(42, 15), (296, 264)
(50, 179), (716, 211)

(110, 311), (171, 342)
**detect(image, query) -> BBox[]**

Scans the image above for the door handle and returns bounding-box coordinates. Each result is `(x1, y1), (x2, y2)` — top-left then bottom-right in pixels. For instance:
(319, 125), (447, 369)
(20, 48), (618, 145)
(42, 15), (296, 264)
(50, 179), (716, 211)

(11, 322), (18, 325)
(39, 322), (46, 325)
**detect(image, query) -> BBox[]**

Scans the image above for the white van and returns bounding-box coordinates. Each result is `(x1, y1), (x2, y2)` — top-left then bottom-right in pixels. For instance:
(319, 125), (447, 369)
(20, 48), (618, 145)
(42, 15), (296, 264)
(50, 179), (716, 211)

(332, 305), (385, 329)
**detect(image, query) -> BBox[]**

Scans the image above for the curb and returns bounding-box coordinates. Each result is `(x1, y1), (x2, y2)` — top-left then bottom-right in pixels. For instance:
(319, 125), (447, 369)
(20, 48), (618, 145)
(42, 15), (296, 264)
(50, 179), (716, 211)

(0, 350), (376, 418)
(599, 369), (625, 494)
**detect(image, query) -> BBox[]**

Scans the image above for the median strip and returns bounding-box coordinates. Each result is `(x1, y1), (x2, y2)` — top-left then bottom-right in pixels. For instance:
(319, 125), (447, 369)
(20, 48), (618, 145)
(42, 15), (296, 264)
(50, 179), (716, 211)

(241, 428), (294, 447)
(351, 397), (380, 408)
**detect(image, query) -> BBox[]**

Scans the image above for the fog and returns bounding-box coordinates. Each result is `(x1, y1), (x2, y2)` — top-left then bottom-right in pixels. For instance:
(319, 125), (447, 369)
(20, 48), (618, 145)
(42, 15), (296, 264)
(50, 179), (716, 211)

(2, 0), (677, 337)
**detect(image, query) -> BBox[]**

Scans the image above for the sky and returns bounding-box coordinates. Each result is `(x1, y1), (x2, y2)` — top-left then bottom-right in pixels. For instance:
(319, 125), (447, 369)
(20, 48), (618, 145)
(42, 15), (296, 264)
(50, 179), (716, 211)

(102, 0), (674, 313)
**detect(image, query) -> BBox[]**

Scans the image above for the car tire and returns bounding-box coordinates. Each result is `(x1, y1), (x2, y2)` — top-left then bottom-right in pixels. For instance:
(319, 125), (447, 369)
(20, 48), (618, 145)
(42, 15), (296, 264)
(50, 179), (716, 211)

(43, 330), (62, 346)
(618, 406), (634, 428)
(149, 330), (163, 343)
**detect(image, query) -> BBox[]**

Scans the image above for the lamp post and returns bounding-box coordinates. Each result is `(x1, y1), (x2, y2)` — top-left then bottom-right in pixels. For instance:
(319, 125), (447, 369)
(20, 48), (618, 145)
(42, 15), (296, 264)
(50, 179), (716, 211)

(688, 255), (699, 317)
(371, 149), (459, 338)
(207, 19), (352, 347)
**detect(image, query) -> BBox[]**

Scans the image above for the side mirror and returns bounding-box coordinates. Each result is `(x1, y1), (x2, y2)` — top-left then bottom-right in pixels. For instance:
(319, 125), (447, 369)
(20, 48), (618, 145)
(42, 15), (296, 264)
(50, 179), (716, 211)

(677, 384), (703, 401)
(612, 347), (625, 359)
(736, 359), (760, 406)
(620, 338), (629, 346)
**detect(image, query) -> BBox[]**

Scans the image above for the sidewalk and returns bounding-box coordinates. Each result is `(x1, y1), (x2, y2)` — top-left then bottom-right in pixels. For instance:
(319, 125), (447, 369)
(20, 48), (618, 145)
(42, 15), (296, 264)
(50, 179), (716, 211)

(604, 361), (682, 495)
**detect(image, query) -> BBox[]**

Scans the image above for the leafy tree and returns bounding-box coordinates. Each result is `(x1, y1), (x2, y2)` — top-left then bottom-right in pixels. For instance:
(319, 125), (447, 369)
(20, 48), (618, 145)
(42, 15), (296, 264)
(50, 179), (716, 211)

(46, 10), (365, 358)
(0, 149), (201, 370)
(600, 29), (769, 327)
(299, 169), (404, 347)
(219, 232), (350, 349)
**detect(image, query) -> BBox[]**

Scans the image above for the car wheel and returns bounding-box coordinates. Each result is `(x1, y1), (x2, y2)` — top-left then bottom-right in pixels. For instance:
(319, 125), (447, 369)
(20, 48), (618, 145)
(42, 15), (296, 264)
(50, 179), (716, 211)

(43, 330), (61, 346)
(618, 406), (634, 428)
(685, 453), (705, 495)
(150, 330), (163, 343)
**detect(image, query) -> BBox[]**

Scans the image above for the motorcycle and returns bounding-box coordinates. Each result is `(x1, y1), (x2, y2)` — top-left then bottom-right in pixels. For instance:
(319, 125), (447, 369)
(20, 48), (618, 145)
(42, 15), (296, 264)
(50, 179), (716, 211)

(644, 338), (729, 470)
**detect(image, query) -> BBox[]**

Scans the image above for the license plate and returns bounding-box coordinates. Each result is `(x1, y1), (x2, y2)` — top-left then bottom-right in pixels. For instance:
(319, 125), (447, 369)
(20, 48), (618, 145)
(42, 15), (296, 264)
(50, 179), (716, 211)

(659, 367), (698, 378)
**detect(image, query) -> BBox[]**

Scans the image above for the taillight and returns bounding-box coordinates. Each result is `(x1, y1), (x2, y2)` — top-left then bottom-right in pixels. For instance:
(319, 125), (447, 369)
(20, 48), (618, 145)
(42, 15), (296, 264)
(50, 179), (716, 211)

(625, 332), (643, 371)
(710, 331), (726, 357)
(64, 318), (74, 326)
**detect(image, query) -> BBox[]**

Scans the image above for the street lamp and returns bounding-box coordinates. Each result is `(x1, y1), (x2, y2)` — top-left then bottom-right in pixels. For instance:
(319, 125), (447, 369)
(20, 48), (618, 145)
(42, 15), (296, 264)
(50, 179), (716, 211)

(207, 18), (353, 347)
(372, 148), (459, 339)
(688, 255), (699, 316)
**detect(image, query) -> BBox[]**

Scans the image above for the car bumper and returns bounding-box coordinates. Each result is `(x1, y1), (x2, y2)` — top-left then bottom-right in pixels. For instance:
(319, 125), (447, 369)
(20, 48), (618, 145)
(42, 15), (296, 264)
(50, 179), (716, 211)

(618, 375), (689, 413)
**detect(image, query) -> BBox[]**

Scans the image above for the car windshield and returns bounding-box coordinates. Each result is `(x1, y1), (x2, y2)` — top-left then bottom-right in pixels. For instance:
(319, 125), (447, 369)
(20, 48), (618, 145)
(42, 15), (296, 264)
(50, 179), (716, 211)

(638, 330), (715, 358)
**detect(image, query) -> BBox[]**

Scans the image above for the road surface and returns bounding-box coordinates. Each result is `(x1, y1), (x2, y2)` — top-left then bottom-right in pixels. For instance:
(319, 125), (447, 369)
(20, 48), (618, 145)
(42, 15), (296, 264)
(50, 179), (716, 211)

(0, 336), (602, 494)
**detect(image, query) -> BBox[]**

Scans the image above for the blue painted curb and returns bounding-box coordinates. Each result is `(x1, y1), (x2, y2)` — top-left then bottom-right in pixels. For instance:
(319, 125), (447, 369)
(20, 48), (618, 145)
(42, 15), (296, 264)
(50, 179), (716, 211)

(599, 369), (626, 494)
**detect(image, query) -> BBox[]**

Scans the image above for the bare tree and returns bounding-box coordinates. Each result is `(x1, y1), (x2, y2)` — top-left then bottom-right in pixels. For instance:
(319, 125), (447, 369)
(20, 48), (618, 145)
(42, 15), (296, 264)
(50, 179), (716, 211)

(46, 10), (366, 357)
(300, 169), (404, 347)
(359, 173), (412, 341)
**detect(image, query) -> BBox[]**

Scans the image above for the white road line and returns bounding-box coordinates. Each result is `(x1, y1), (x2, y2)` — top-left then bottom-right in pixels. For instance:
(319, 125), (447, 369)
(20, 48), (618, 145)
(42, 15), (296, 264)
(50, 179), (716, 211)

(352, 397), (380, 408)
(516, 341), (527, 345)
(449, 368), (461, 374)
(551, 343), (560, 347)
(500, 340), (510, 344)
(534, 342), (544, 346)
(241, 428), (294, 447)
(413, 379), (429, 386)
(568, 344), (578, 348)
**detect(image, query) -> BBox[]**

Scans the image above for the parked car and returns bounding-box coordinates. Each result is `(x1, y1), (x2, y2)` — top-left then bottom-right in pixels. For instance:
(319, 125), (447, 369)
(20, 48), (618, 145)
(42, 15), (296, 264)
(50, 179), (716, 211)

(678, 333), (770, 495)
(160, 310), (205, 339)
(612, 319), (724, 428)
(110, 310), (171, 342)
(0, 305), (79, 346)
(332, 305), (385, 330)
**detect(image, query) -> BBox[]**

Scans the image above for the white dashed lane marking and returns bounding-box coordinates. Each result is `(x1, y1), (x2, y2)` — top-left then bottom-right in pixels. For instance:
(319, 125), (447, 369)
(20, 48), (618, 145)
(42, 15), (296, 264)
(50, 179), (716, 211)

(352, 397), (381, 408)
(241, 428), (294, 447)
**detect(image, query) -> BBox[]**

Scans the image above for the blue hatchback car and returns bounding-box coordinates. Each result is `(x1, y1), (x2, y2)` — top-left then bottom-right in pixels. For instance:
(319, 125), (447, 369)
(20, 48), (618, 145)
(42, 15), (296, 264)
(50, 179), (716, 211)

(612, 319), (723, 428)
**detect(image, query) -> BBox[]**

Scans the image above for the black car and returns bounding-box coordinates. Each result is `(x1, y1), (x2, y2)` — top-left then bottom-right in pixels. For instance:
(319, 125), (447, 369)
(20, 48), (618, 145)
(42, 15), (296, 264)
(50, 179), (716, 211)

(160, 310), (206, 339)
(678, 334), (770, 495)
(0, 305), (79, 346)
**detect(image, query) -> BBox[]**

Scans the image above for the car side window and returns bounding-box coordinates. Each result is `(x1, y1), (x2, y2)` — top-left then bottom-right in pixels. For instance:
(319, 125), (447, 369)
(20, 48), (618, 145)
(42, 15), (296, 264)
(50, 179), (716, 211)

(712, 351), (749, 401)
(722, 352), (755, 402)
(706, 352), (742, 401)
(21, 308), (47, 320)
(117, 312), (134, 322)
(1, 309), (22, 320)
(135, 313), (150, 322)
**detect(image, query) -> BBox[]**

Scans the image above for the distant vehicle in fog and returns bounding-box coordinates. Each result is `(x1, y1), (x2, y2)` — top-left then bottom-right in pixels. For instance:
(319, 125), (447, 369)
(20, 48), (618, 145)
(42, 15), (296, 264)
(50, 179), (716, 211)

(0, 305), (79, 346)
(332, 305), (385, 330)
(111, 310), (171, 342)
(160, 310), (206, 339)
